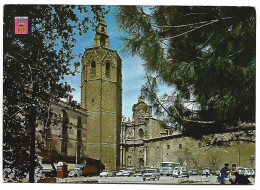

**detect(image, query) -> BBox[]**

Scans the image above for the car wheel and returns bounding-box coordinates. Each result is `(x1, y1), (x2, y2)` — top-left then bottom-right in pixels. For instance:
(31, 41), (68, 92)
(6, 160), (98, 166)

(74, 174), (77, 177)
(143, 178), (145, 181)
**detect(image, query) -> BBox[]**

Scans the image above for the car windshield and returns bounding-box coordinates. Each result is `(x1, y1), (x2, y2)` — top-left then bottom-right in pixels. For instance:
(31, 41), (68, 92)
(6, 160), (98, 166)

(161, 163), (173, 167)
(174, 167), (179, 170)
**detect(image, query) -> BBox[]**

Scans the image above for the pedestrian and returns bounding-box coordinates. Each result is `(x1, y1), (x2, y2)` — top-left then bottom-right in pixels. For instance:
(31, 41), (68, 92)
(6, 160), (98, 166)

(229, 164), (239, 184)
(217, 163), (230, 184)
(177, 168), (181, 177)
(233, 172), (251, 184)
(206, 168), (209, 178)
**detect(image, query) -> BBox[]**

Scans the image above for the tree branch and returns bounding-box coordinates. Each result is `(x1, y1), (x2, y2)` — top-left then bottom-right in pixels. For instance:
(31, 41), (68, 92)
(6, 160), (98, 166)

(145, 75), (215, 124)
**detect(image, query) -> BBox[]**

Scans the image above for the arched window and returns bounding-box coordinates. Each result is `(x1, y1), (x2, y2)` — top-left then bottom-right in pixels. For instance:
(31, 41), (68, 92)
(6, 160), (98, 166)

(91, 61), (96, 78)
(105, 62), (110, 78)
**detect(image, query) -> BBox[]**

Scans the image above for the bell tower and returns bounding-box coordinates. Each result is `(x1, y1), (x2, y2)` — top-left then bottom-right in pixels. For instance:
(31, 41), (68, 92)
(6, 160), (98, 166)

(94, 17), (110, 48)
(80, 18), (122, 170)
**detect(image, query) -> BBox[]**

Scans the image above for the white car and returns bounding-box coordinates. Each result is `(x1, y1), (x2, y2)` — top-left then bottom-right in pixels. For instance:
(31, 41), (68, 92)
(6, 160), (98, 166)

(116, 170), (125, 177)
(237, 167), (245, 175)
(249, 168), (255, 178)
(173, 167), (182, 178)
(244, 168), (251, 177)
(142, 168), (160, 181)
(122, 170), (131, 177)
(100, 170), (113, 177)
(68, 168), (82, 177)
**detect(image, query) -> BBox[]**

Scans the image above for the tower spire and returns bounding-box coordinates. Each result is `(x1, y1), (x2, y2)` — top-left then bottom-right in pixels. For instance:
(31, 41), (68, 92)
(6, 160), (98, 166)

(94, 17), (110, 48)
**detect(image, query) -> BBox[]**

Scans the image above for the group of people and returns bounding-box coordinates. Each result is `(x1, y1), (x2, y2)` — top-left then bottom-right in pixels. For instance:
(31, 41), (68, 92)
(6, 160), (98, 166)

(217, 163), (251, 184)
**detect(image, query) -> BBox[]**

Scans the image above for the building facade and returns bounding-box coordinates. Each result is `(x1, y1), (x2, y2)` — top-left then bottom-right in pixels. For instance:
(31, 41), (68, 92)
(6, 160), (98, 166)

(120, 95), (255, 170)
(36, 101), (89, 164)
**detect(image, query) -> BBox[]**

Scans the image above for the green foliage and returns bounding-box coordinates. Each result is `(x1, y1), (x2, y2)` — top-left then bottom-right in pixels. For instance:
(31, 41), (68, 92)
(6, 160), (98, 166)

(116, 6), (255, 138)
(3, 5), (108, 181)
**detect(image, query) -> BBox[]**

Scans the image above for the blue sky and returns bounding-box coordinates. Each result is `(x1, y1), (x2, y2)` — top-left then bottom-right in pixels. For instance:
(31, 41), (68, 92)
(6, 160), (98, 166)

(63, 6), (169, 119)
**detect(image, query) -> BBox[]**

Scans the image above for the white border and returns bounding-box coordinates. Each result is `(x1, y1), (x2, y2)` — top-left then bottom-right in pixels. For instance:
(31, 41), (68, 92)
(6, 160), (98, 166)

(0, 1), (259, 190)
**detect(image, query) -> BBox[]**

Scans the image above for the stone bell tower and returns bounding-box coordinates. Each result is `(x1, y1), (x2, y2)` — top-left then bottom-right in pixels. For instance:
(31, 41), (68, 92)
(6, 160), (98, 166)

(80, 18), (122, 170)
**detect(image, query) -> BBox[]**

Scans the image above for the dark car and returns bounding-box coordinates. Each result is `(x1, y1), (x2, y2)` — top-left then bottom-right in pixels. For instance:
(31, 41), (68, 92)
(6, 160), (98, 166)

(111, 170), (119, 177)
(190, 169), (199, 175)
(182, 171), (190, 178)
(134, 169), (145, 177)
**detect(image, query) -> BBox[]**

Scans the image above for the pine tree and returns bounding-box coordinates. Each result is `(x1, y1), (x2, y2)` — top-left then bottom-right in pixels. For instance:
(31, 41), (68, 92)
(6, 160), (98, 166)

(115, 6), (255, 140)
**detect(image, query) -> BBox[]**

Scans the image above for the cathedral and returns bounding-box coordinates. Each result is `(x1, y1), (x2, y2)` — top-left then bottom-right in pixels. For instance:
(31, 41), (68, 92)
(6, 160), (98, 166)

(36, 18), (255, 172)
(120, 95), (255, 170)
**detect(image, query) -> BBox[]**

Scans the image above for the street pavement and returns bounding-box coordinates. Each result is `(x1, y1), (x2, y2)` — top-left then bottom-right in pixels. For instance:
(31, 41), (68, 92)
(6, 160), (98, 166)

(66, 175), (255, 184)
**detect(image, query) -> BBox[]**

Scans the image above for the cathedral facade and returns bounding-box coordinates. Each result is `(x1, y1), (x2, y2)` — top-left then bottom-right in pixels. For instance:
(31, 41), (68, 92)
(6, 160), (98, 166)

(120, 95), (255, 171)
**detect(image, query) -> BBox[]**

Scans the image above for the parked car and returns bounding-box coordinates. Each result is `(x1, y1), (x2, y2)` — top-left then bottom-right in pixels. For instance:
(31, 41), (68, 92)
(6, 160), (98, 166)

(215, 169), (221, 176)
(116, 170), (125, 177)
(244, 168), (251, 177)
(125, 168), (135, 176)
(182, 171), (190, 178)
(42, 163), (57, 178)
(190, 169), (199, 175)
(142, 168), (160, 181)
(173, 167), (182, 178)
(249, 168), (255, 178)
(201, 167), (211, 176)
(100, 170), (113, 177)
(68, 168), (82, 177)
(237, 167), (246, 176)
(134, 169), (145, 177)
(111, 170), (119, 177)
(122, 170), (132, 177)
